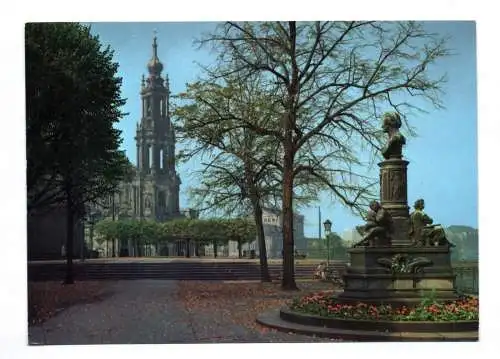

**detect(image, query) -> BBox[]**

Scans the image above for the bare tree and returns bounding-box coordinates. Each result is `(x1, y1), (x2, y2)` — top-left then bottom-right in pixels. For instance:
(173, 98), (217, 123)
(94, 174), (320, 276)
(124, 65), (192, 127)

(193, 21), (449, 289)
(175, 76), (319, 281)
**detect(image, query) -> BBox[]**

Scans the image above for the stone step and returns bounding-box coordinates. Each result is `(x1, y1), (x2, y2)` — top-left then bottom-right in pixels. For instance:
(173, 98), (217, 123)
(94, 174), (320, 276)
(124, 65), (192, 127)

(28, 270), (319, 281)
(27, 262), (347, 281)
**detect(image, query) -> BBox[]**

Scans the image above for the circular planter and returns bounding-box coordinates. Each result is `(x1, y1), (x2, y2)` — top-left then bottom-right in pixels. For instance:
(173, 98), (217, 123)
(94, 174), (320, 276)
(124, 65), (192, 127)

(280, 307), (478, 333)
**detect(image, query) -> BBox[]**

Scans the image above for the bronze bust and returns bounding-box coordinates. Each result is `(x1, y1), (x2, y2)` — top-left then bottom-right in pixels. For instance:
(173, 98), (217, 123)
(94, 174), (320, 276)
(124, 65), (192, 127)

(381, 112), (406, 160)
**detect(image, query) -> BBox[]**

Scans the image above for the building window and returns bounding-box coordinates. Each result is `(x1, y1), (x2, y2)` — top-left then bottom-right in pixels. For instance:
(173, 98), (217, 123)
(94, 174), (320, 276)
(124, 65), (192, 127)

(133, 187), (137, 213)
(148, 146), (153, 169)
(158, 191), (165, 208)
(160, 148), (164, 170)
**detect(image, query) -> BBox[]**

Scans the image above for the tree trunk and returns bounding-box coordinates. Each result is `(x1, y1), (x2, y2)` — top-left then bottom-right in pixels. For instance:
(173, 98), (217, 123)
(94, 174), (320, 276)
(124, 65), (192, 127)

(281, 156), (297, 290)
(195, 242), (200, 257)
(213, 240), (218, 258)
(281, 106), (298, 289)
(253, 200), (272, 282)
(281, 21), (299, 290)
(243, 125), (272, 281)
(237, 239), (242, 259)
(64, 200), (75, 284)
(128, 239), (133, 257)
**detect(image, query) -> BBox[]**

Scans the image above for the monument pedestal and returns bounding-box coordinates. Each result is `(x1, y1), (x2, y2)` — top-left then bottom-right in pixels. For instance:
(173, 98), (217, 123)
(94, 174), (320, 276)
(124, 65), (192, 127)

(379, 159), (411, 246)
(338, 246), (459, 307)
(339, 112), (461, 307)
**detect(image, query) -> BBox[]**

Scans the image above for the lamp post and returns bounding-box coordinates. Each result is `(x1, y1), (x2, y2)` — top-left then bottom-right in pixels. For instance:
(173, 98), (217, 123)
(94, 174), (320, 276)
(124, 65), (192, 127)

(80, 216), (86, 263)
(323, 219), (332, 266)
(113, 201), (120, 258)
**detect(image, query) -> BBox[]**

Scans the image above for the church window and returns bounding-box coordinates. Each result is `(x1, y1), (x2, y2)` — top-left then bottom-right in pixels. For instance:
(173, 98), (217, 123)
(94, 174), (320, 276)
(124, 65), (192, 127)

(158, 190), (166, 208)
(133, 187), (137, 213)
(160, 148), (164, 170)
(148, 145), (153, 169)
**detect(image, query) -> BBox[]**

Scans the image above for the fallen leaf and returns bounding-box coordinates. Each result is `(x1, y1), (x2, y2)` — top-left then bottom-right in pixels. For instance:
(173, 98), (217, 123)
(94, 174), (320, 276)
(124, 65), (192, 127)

(28, 281), (110, 325)
(176, 280), (337, 332)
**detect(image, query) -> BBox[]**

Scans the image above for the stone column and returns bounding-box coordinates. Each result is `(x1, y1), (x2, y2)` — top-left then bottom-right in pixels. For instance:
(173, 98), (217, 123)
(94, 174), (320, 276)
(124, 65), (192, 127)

(136, 143), (140, 170)
(378, 158), (410, 246)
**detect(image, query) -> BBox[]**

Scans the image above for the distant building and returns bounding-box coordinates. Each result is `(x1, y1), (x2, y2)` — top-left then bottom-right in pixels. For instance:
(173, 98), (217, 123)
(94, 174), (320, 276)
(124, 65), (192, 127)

(341, 228), (362, 246)
(224, 207), (306, 258)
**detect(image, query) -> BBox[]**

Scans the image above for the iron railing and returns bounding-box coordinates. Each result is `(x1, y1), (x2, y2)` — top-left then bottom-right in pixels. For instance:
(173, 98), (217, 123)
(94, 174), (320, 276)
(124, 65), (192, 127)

(453, 261), (479, 294)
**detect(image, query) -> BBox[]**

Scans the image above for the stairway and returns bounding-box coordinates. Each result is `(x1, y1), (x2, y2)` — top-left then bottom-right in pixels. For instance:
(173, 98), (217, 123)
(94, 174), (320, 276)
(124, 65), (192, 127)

(27, 261), (348, 282)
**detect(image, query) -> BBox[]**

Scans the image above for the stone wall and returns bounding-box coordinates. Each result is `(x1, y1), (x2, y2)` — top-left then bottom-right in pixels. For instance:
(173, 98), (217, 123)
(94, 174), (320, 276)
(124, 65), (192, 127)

(27, 205), (85, 260)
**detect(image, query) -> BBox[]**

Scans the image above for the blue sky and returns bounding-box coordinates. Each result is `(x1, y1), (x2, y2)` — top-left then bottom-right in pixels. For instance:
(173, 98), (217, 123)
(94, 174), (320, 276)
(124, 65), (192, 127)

(88, 21), (478, 237)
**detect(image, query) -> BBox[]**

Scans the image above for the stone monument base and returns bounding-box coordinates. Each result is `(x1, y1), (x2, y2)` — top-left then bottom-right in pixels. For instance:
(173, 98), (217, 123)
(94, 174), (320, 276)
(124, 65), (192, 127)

(338, 246), (459, 307)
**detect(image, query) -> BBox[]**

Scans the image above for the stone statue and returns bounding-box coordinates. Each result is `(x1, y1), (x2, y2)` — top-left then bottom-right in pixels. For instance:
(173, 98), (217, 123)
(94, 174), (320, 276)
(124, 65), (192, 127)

(354, 201), (394, 247)
(390, 171), (403, 200)
(313, 262), (328, 280)
(381, 112), (406, 160)
(409, 199), (453, 247)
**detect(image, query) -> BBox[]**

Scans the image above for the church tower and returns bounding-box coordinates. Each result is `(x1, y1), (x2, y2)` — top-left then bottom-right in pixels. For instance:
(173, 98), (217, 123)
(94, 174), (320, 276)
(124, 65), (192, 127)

(133, 35), (181, 221)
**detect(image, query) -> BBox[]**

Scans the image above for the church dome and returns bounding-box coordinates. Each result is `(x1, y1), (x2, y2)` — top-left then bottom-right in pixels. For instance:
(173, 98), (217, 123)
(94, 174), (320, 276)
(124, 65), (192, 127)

(147, 36), (163, 75)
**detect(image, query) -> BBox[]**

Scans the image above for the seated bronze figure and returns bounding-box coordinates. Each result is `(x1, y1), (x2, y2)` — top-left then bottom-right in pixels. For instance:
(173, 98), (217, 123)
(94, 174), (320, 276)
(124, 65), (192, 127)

(354, 201), (393, 247)
(409, 198), (454, 247)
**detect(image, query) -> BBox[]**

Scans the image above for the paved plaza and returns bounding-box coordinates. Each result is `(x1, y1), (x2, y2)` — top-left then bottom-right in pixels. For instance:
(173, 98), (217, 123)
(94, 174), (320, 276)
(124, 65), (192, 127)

(28, 280), (335, 344)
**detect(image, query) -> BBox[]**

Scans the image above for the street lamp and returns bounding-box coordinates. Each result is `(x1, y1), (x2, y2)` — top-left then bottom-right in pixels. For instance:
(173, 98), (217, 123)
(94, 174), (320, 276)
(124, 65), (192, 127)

(113, 201), (120, 257)
(323, 219), (332, 266)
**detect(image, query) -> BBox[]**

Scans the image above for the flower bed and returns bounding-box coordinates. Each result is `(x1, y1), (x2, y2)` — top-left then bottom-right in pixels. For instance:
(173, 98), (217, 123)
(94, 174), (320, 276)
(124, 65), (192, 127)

(290, 292), (478, 321)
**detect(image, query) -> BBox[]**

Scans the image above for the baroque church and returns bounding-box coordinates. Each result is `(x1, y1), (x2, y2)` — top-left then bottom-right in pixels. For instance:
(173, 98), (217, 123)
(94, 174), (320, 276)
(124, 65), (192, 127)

(90, 35), (303, 259)
(89, 35), (200, 257)
(102, 35), (187, 222)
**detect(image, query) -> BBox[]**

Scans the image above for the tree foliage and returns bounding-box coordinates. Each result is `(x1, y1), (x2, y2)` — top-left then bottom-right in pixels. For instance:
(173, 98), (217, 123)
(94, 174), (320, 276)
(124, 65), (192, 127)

(306, 233), (349, 260)
(26, 22), (129, 283)
(26, 22), (129, 214)
(94, 218), (257, 253)
(175, 78), (321, 215)
(175, 77), (282, 280)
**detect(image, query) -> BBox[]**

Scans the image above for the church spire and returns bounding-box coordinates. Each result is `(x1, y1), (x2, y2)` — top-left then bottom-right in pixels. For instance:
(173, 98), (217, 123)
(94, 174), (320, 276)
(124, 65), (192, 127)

(147, 31), (163, 76)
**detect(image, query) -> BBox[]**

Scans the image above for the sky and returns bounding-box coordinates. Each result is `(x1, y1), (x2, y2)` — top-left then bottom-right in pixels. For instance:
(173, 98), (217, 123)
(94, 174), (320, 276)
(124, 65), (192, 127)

(88, 21), (478, 237)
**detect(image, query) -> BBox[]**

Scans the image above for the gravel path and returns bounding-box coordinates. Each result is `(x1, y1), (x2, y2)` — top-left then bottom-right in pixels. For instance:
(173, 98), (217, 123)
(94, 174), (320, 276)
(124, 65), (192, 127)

(28, 280), (335, 344)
